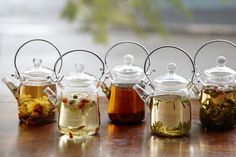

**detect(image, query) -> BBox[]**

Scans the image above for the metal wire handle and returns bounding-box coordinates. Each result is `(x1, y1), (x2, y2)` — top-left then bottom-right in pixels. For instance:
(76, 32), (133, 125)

(144, 45), (195, 88)
(13, 39), (62, 79)
(104, 41), (150, 74)
(193, 39), (236, 76)
(54, 49), (105, 82)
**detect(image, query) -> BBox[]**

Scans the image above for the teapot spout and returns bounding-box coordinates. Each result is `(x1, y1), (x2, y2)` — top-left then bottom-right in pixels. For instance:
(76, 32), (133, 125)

(100, 82), (111, 99)
(133, 84), (151, 108)
(188, 82), (201, 98)
(44, 87), (59, 105)
(2, 77), (18, 99)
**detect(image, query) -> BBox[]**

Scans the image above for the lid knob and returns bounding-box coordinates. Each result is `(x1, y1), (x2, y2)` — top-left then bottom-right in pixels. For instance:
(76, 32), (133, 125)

(75, 62), (84, 73)
(124, 54), (134, 65)
(216, 56), (226, 67)
(33, 58), (42, 67)
(167, 63), (176, 73)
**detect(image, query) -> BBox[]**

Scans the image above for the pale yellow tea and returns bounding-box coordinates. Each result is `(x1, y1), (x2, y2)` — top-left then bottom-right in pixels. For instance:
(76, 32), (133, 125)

(150, 95), (191, 137)
(59, 93), (100, 137)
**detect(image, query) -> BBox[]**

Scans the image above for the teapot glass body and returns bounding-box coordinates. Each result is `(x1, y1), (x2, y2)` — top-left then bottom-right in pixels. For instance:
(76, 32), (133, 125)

(102, 41), (150, 124)
(198, 56), (236, 129)
(2, 39), (62, 126)
(58, 83), (100, 136)
(133, 45), (195, 137)
(134, 63), (192, 137)
(108, 82), (145, 123)
(17, 78), (57, 125)
(149, 63), (191, 137)
(2, 58), (58, 126)
(103, 54), (145, 123)
(44, 50), (105, 137)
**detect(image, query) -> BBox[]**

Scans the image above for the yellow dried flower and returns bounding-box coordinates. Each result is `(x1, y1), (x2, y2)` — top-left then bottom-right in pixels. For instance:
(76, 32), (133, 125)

(18, 94), (53, 118)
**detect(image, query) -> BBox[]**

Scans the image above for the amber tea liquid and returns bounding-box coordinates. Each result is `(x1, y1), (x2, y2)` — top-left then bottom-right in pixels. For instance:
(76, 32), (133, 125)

(199, 86), (236, 129)
(108, 84), (145, 123)
(18, 84), (56, 125)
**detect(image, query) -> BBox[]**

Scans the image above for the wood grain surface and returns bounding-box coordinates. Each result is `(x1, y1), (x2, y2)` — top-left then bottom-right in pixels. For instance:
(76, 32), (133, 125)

(0, 96), (236, 157)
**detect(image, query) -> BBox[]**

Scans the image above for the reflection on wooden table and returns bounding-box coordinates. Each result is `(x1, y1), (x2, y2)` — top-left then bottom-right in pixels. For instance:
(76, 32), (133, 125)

(0, 96), (236, 157)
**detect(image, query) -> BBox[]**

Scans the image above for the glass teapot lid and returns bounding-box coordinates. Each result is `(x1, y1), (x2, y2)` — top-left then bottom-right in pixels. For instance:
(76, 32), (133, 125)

(204, 56), (236, 84)
(111, 54), (143, 83)
(22, 58), (55, 81)
(64, 62), (96, 87)
(153, 63), (188, 89)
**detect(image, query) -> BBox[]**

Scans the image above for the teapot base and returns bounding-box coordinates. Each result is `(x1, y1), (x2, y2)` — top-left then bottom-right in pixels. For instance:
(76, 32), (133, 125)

(108, 111), (145, 124)
(151, 120), (191, 137)
(19, 114), (56, 126)
(59, 126), (99, 138)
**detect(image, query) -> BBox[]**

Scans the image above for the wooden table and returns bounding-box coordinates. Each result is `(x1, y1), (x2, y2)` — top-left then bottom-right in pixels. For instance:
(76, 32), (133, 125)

(0, 95), (236, 157)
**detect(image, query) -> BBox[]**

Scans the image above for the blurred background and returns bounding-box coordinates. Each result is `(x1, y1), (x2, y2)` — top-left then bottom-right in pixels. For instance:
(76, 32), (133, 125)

(1, 0), (236, 94)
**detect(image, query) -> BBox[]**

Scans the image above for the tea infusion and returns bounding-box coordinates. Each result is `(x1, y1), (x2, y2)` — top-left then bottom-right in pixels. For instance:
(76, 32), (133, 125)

(18, 84), (56, 125)
(199, 85), (236, 129)
(150, 95), (191, 137)
(108, 85), (145, 123)
(59, 93), (100, 136)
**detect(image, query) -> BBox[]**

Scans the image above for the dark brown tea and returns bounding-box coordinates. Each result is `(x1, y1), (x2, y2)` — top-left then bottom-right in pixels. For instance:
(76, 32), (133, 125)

(108, 84), (145, 123)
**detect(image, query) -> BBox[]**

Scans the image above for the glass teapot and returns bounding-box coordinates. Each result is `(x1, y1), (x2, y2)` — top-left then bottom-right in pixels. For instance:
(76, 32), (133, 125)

(101, 41), (150, 123)
(2, 39), (62, 125)
(193, 39), (236, 129)
(133, 45), (195, 137)
(44, 49), (105, 137)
